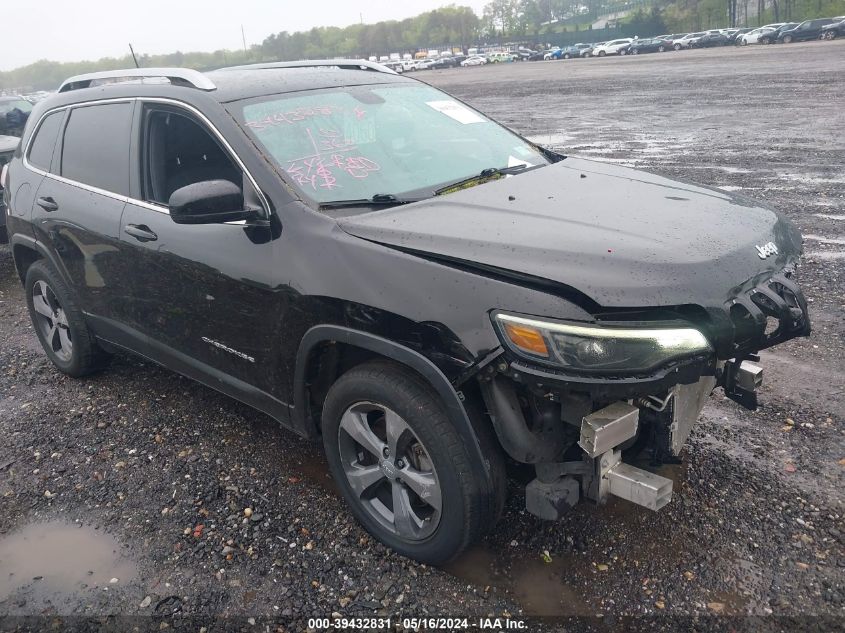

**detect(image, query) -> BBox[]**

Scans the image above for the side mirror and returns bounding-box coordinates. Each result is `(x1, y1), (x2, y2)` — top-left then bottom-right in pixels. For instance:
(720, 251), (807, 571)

(168, 180), (255, 225)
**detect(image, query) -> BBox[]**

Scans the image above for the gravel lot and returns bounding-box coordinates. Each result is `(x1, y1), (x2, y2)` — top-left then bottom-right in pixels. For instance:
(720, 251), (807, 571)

(1, 41), (843, 630)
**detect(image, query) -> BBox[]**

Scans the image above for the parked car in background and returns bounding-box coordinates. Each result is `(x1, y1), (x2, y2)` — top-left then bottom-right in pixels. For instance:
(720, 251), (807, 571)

(696, 31), (731, 47)
(820, 17), (845, 39)
(626, 38), (672, 54)
(415, 59), (437, 70)
(0, 96), (33, 137)
(561, 43), (592, 58)
(431, 57), (457, 69)
(487, 52), (516, 63)
(0, 134), (17, 242)
(778, 18), (840, 42)
(460, 55), (487, 66)
(383, 61), (404, 74)
(761, 23), (798, 43)
(528, 49), (551, 60)
(581, 42), (607, 57)
(674, 32), (705, 49)
(543, 48), (562, 60)
(728, 28), (753, 44)
(740, 27), (776, 45)
(593, 38), (633, 56)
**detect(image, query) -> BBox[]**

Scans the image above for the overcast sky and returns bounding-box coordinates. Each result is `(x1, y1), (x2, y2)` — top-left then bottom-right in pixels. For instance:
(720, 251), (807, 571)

(2, 0), (489, 71)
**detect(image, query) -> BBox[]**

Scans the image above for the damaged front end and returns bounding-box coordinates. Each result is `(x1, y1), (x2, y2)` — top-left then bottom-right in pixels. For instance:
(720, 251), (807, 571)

(476, 270), (811, 520)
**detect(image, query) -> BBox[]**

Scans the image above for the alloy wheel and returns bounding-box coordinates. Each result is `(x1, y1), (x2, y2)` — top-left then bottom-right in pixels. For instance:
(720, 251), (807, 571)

(337, 402), (442, 541)
(31, 280), (72, 362)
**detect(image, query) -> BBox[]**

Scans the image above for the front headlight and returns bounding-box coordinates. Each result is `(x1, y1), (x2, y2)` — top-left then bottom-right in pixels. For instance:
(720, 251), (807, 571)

(493, 312), (713, 373)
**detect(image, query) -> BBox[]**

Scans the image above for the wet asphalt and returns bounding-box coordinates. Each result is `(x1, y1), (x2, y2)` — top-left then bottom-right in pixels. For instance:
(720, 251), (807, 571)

(0, 40), (843, 631)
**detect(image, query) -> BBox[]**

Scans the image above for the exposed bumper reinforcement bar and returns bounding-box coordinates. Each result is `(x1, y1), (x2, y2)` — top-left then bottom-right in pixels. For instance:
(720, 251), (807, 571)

(605, 460), (673, 511)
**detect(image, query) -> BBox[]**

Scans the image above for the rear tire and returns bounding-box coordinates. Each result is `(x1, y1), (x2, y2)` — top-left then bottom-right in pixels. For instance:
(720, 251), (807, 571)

(25, 260), (110, 377)
(321, 361), (504, 564)
(598, 50), (606, 57)
(658, 45), (665, 52)
(674, 43), (682, 50)
(783, 35), (792, 43)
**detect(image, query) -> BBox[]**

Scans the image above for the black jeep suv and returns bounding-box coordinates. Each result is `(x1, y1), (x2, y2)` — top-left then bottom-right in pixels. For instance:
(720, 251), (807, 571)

(3, 62), (810, 564)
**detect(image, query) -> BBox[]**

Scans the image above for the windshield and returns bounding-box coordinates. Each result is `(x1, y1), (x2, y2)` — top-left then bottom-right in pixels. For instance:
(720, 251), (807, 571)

(232, 83), (550, 205)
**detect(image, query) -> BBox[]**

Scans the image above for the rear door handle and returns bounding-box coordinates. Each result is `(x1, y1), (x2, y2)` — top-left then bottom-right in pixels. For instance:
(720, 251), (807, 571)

(124, 224), (158, 242)
(37, 196), (59, 212)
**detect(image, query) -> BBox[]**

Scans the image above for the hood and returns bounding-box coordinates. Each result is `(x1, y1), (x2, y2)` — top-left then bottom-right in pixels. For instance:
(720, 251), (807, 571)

(337, 157), (802, 310)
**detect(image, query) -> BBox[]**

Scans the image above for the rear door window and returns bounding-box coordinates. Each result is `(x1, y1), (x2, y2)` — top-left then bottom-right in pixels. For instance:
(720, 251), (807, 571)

(61, 102), (133, 195)
(27, 111), (64, 172)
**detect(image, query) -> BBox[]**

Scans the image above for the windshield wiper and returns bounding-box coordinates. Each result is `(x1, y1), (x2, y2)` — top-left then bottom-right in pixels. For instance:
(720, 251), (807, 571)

(319, 193), (424, 210)
(434, 164), (544, 196)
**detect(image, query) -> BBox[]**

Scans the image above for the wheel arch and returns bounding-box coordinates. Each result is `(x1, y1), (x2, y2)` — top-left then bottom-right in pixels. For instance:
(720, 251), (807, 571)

(293, 325), (494, 490)
(10, 234), (53, 285)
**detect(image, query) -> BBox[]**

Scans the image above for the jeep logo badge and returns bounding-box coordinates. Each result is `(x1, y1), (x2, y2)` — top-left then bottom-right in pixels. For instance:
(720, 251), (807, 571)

(755, 242), (778, 259)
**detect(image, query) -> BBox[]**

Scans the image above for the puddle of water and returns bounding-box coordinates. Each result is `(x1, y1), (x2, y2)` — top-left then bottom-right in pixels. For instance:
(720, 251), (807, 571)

(526, 133), (576, 146)
(718, 166), (752, 174)
(806, 251), (845, 260)
(445, 546), (589, 616)
(803, 234), (845, 245)
(294, 450), (340, 496)
(0, 522), (136, 601)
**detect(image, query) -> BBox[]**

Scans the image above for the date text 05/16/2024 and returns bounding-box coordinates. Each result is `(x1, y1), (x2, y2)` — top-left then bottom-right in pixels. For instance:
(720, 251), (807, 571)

(307, 617), (528, 630)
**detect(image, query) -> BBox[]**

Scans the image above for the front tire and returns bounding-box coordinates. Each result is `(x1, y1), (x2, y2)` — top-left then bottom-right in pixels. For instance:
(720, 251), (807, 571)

(598, 50), (606, 57)
(782, 35), (792, 43)
(674, 43), (682, 50)
(322, 362), (502, 564)
(25, 261), (110, 377)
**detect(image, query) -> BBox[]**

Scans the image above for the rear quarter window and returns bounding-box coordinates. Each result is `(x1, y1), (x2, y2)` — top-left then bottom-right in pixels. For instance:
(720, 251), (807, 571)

(27, 111), (64, 172)
(61, 102), (132, 195)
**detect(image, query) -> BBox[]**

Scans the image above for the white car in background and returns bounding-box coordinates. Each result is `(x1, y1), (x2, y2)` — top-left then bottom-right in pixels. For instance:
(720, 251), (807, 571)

(739, 27), (776, 45)
(674, 32), (705, 49)
(460, 55), (487, 67)
(592, 38), (633, 56)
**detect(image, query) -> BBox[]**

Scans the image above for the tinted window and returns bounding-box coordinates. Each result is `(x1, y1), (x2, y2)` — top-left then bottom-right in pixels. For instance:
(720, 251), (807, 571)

(61, 102), (132, 195)
(27, 111), (64, 171)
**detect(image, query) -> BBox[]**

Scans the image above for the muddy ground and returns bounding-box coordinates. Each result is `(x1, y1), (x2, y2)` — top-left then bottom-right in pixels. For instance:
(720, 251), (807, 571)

(1, 41), (843, 631)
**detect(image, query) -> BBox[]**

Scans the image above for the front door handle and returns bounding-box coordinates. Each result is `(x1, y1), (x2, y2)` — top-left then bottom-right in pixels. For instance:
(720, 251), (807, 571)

(37, 196), (59, 212)
(124, 224), (158, 242)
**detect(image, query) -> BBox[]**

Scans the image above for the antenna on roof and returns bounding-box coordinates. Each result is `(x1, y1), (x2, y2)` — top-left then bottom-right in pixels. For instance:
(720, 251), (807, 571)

(129, 43), (140, 68)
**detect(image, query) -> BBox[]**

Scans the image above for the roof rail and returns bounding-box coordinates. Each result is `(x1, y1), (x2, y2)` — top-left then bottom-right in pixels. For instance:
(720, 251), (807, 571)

(58, 68), (216, 93)
(218, 59), (397, 75)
